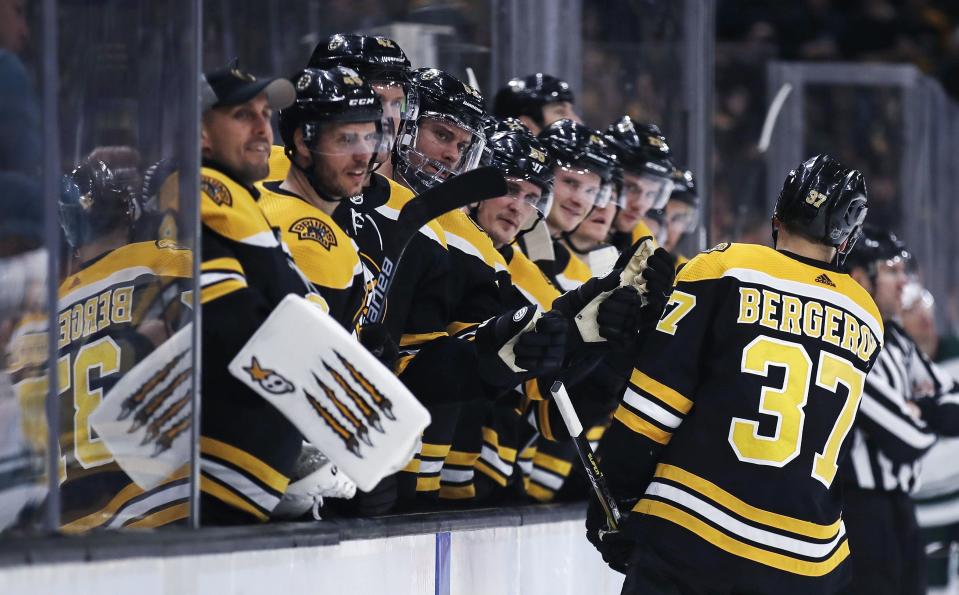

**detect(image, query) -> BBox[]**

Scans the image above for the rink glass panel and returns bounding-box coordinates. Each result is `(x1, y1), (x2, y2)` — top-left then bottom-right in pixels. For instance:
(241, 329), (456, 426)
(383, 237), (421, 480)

(0, 0), (50, 535)
(802, 84), (904, 233)
(49, 0), (200, 532)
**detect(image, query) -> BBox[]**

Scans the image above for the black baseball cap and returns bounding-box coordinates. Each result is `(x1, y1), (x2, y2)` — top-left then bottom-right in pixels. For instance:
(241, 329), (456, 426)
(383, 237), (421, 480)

(201, 61), (295, 112)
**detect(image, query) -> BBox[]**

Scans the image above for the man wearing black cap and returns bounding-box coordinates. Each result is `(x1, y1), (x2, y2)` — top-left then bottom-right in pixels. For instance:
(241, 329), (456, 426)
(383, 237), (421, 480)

(197, 64), (322, 525)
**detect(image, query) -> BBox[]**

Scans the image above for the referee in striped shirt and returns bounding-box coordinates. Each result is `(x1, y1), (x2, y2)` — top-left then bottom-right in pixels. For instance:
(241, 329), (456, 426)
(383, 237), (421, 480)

(841, 226), (959, 594)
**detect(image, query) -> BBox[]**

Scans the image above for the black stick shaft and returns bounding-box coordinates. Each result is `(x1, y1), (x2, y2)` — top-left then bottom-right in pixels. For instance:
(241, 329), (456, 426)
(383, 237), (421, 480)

(549, 381), (621, 531)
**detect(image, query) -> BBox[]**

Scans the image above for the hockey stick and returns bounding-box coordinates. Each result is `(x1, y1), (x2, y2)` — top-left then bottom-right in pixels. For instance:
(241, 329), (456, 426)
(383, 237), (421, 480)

(549, 380), (622, 534)
(365, 167), (507, 323)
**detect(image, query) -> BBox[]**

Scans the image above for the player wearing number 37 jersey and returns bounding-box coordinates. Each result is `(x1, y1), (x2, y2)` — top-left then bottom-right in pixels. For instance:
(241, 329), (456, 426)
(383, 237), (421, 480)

(592, 154), (882, 595)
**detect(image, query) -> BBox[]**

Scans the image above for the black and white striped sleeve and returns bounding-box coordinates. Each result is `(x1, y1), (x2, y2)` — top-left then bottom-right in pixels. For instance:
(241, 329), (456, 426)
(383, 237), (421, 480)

(914, 348), (959, 437)
(857, 347), (937, 464)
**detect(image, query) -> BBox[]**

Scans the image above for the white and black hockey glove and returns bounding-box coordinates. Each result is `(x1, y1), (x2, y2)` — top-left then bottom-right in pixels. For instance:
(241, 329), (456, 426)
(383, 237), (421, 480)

(475, 305), (568, 389)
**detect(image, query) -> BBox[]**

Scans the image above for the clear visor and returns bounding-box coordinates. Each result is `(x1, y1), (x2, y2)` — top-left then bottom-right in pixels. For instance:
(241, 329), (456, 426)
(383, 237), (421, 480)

(555, 165), (612, 210)
(667, 203), (699, 234)
(622, 172), (675, 213)
(504, 176), (552, 225)
(307, 116), (394, 171)
(399, 113), (487, 184)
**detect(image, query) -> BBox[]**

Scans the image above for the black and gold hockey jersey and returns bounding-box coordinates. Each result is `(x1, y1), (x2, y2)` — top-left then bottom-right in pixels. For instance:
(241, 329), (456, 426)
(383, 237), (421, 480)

(600, 243), (884, 594)
(256, 181), (367, 331)
(199, 162), (319, 524)
(55, 240), (192, 531)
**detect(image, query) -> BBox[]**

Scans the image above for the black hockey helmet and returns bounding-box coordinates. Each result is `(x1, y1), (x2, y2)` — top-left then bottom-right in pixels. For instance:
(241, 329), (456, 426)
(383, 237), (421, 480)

(308, 34), (417, 135)
(394, 68), (487, 193)
(538, 119), (617, 208)
(670, 167), (699, 207)
(493, 73), (574, 125)
(843, 225), (910, 274)
(60, 159), (135, 248)
(279, 67), (391, 197)
(604, 116), (676, 211)
(774, 154), (868, 264)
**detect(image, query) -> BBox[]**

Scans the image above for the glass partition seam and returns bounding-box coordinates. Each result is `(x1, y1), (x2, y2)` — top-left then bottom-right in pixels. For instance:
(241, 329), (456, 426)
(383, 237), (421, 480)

(42, 0), (61, 533)
(188, 0), (202, 530)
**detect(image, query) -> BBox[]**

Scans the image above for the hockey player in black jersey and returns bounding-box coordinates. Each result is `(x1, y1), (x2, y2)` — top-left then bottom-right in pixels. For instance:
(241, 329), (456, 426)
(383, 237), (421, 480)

(55, 157), (192, 531)
(603, 117), (676, 253)
(839, 227), (959, 595)
(492, 73), (581, 135)
(591, 154), (883, 594)
(198, 64), (324, 525)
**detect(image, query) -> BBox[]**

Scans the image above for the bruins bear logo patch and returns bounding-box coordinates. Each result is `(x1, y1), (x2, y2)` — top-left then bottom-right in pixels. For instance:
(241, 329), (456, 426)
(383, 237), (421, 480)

(290, 217), (338, 250)
(201, 176), (232, 207)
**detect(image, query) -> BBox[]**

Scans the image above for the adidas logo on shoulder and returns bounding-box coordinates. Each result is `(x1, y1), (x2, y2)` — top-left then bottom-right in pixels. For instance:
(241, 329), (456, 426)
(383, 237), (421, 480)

(814, 273), (836, 287)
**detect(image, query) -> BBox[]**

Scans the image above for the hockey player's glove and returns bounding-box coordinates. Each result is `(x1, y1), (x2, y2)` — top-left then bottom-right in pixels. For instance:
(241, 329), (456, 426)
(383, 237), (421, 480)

(552, 237), (657, 352)
(358, 322), (399, 369)
(475, 306), (567, 388)
(586, 494), (637, 574)
(636, 247), (677, 330)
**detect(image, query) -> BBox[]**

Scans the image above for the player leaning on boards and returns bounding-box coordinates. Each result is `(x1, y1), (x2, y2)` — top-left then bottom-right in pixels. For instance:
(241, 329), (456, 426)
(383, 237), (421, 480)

(197, 64), (328, 525)
(838, 227), (959, 595)
(589, 154), (883, 595)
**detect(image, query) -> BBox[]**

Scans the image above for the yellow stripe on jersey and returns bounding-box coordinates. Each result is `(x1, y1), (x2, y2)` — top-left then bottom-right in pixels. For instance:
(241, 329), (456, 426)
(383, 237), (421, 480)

(637, 499), (849, 577)
(200, 436), (289, 495)
(524, 378), (545, 401)
(630, 220), (658, 247)
(437, 209), (509, 271)
(394, 353), (414, 376)
(527, 483), (556, 502)
(631, 369), (694, 414)
(201, 167), (276, 246)
(58, 241), (192, 303)
(200, 278), (246, 304)
(60, 467), (189, 533)
(384, 176), (448, 249)
(653, 464), (842, 540)
(505, 247), (561, 310)
(201, 257), (244, 275)
(613, 405), (673, 444)
(402, 458), (420, 473)
(200, 473), (269, 521)
(256, 183), (362, 290)
(677, 243), (882, 337)
(532, 451), (573, 477)
(124, 501), (189, 529)
(447, 321), (480, 337)
(585, 424), (607, 442)
(445, 450), (480, 467)
(537, 399), (555, 441)
(399, 331), (448, 347)
(420, 443), (451, 459)
(556, 247), (593, 289)
(475, 460), (508, 486)
(440, 484), (476, 499)
(416, 476), (442, 492)
(482, 427), (518, 462)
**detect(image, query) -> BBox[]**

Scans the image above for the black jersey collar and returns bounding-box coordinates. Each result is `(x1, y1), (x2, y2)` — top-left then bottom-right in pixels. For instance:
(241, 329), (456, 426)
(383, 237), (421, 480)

(777, 249), (844, 273)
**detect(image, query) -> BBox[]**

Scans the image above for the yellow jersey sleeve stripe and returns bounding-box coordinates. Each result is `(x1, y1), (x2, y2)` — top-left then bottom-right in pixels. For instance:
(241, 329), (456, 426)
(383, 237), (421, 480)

(527, 483), (556, 502)
(537, 400), (555, 441)
(631, 369), (693, 414)
(440, 484), (476, 500)
(585, 424), (607, 442)
(613, 406), (673, 445)
(532, 451), (573, 476)
(420, 443), (450, 458)
(394, 353), (414, 376)
(447, 321), (480, 337)
(654, 464), (842, 539)
(202, 257), (244, 274)
(399, 331), (448, 347)
(445, 450), (480, 467)
(200, 436), (288, 494)
(475, 460), (508, 486)
(401, 458), (420, 473)
(416, 476), (442, 492)
(200, 278), (247, 304)
(200, 474), (269, 521)
(124, 501), (189, 529)
(636, 499), (849, 577)
(60, 482), (143, 533)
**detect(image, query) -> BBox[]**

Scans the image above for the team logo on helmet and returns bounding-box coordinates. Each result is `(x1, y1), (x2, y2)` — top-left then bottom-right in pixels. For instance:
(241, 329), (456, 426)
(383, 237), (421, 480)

(647, 135), (666, 149)
(805, 189), (828, 208)
(374, 37), (396, 48)
(328, 34), (346, 50)
(230, 69), (256, 82)
(420, 69), (439, 80)
(463, 82), (481, 98)
(200, 175), (232, 207)
(290, 217), (338, 250)
(244, 357), (295, 395)
(296, 72), (312, 91)
(529, 147), (547, 163)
